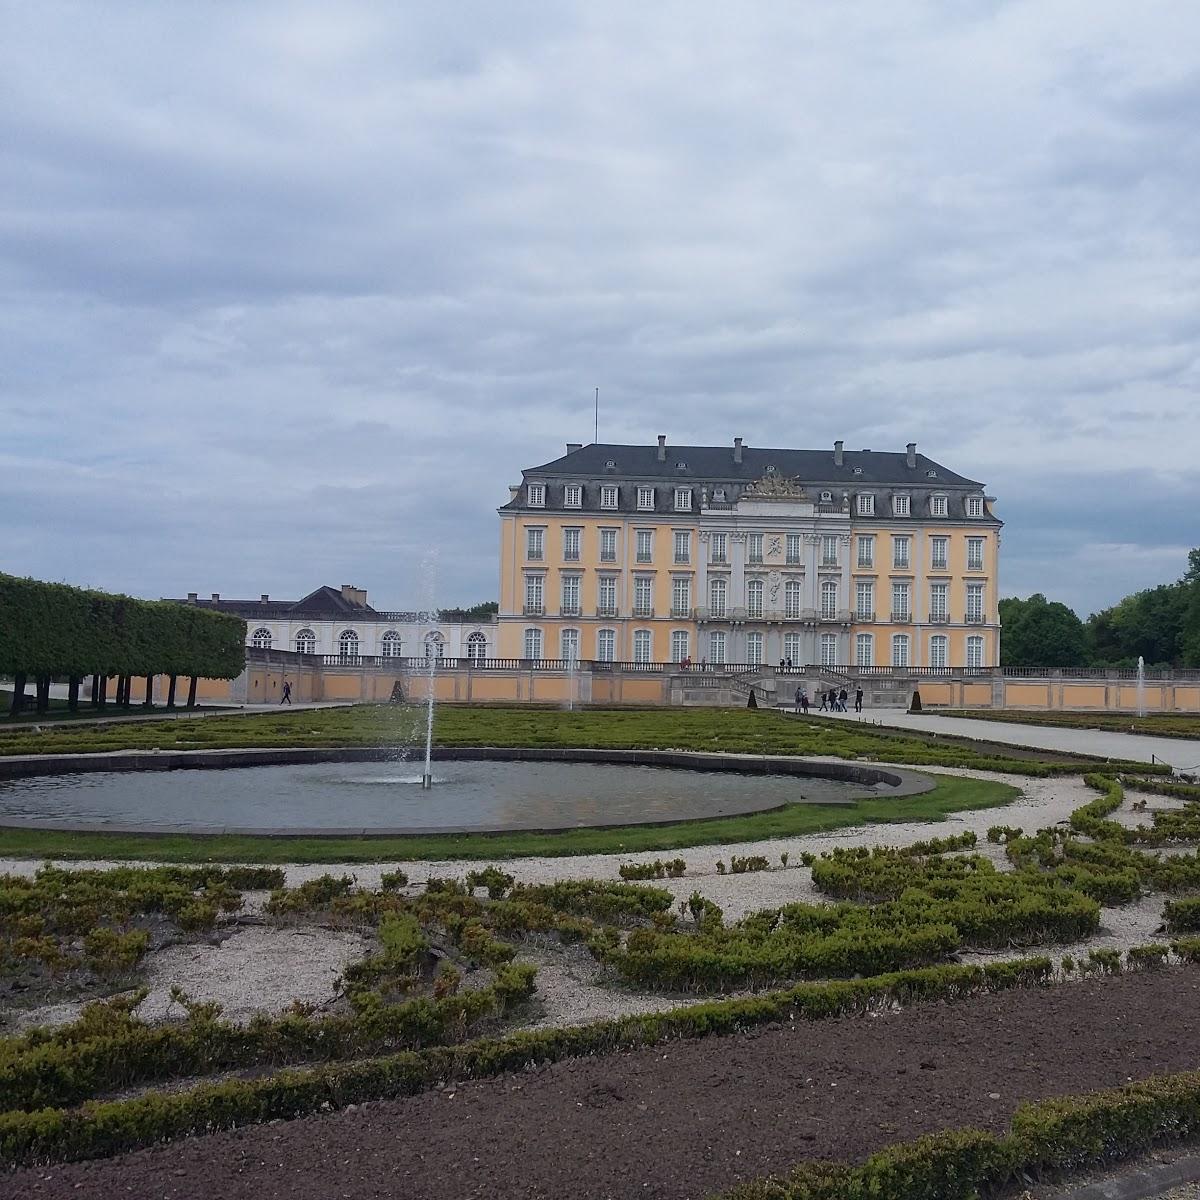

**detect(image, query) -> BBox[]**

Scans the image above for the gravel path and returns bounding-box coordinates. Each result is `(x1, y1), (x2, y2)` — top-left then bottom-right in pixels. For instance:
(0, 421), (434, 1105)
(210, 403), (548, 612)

(9, 967), (1200, 1200)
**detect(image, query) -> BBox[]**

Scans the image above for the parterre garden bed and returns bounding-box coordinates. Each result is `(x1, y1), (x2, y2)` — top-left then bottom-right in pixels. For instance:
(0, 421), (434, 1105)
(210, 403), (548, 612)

(939, 708), (1200, 741)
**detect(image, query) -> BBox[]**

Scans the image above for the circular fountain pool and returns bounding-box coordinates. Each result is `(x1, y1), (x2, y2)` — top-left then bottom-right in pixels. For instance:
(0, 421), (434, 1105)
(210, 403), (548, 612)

(0, 757), (911, 835)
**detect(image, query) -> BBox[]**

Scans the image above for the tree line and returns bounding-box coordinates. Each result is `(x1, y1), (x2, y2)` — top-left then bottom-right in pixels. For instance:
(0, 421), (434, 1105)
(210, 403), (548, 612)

(0, 574), (247, 716)
(1001, 549), (1200, 669)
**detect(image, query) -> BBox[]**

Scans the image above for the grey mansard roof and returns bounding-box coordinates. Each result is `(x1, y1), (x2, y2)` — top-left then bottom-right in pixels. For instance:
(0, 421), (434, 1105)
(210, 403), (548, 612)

(521, 444), (983, 487)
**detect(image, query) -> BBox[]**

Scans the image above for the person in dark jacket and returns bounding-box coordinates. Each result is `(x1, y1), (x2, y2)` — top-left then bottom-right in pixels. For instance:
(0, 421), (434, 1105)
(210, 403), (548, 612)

(854, 687), (864, 713)
(838, 687), (848, 712)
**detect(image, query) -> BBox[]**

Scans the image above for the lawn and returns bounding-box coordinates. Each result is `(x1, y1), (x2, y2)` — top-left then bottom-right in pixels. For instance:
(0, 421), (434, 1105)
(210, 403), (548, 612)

(938, 708), (1200, 740)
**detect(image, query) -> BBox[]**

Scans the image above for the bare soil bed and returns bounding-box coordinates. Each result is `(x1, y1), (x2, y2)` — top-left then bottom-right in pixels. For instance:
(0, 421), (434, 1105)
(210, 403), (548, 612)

(9, 966), (1200, 1200)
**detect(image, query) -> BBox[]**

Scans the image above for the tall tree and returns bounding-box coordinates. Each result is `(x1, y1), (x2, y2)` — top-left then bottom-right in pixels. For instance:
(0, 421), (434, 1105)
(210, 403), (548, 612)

(999, 594), (1090, 668)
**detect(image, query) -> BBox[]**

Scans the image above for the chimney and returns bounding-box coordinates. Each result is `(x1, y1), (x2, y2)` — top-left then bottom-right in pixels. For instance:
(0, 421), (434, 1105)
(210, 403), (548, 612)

(834, 440), (844, 467)
(187, 592), (197, 603)
(508, 484), (519, 502)
(656, 434), (667, 462)
(340, 584), (368, 607)
(906, 442), (917, 469)
(211, 593), (220, 603)
(566, 442), (582, 454)
(733, 436), (743, 465)
(261, 594), (269, 603)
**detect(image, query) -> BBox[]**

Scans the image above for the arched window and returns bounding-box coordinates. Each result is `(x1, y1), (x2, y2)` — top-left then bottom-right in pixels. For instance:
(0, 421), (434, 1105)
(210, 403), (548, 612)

(891, 633), (910, 667)
(671, 630), (690, 663)
(524, 628), (543, 660)
(380, 631), (402, 658)
(295, 629), (316, 655)
(424, 632), (444, 660)
(820, 580), (838, 620)
(820, 632), (838, 666)
(250, 628), (272, 650)
(784, 579), (801, 619)
(561, 628), (580, 663)
(633, 629), (653, 664)
(745, 632), (763, 666)
(929, 634), (949, 670)
(707, 630), (726, 664)
(337, 630), (359, 662)
(967, 635), (985, 669)
(596, 628), (616, 662)
(466, 632), (487, 661)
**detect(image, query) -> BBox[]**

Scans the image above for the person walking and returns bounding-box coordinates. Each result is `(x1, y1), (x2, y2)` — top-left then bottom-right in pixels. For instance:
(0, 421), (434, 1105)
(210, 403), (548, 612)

(838, 687), (848, 713)
(794, 685), (803, 712)
(280, 680), (292, 705)
(854, 687), (864, 713)
(800, 691), (809, 714)
(819, 689), (828, 712)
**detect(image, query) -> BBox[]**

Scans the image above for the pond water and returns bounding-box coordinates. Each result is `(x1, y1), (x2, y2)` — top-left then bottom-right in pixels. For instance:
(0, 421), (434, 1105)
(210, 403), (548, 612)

(0, 760), (879, 834)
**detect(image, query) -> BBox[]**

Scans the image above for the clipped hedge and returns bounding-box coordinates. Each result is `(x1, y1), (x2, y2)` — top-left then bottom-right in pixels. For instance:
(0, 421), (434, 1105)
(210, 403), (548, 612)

(0, 958), (1053, 1166)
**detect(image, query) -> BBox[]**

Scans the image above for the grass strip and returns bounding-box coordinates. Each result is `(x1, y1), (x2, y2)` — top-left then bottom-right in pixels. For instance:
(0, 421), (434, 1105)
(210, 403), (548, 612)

(0, 958), (1052, 1166)
(0, 774), (1018, 863)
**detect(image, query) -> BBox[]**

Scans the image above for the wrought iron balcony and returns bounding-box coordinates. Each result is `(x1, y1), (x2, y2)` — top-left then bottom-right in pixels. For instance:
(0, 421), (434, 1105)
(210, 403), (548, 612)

(523, 603), (545, 616)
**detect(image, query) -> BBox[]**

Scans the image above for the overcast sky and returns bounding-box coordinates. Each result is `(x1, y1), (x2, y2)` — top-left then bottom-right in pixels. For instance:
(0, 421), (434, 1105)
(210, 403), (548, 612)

(3, 2), (1197, 618)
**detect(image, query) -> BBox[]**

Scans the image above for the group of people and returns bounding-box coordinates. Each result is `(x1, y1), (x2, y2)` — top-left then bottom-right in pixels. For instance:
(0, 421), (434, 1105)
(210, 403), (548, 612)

(794, 685), (863, 714)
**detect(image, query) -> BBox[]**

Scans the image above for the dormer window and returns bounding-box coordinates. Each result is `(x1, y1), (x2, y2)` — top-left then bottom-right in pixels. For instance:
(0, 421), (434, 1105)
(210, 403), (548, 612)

(674, 486), (692, 512)
(564, 484), (582, 508)
(930, 494), (948, 517)
(857, 494), (874, 516)
(637, 485), (655, 511)
(820, 490), (833, 503)
(852, 466), (863, 475)
(528, 483), (545, 507)
(676, 461), (689, 470)
(713, 487), (726, 502)
(967, 495), (984, 517)
(604, 459), (617, 470)
(926, 469), (938, 479)
(600, 484), (618, 509)
(893, 494), (911, 517)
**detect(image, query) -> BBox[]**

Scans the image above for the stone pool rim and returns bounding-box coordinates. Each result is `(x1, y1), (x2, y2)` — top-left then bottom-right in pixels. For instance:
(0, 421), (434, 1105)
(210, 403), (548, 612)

(0, 747), (935, 838)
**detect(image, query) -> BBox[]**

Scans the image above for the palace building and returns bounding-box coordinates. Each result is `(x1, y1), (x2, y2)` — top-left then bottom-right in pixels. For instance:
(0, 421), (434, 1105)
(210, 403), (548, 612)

(497, 438), (1001, 669)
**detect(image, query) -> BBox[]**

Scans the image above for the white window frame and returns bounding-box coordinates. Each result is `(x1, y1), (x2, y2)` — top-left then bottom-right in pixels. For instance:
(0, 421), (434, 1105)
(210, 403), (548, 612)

(600, 484), (618, 510)
(967, 496), (984, 517)
(783, 579), (801, 619)
(929, 634), (949, 669)
(466, 632), (486, 661)
(930, 494), (948, 518)
(527, 483), (545, 507)
(784, 632), (802, 663)
(636, 485), (655, 511)
(250, 627), (272, 649)
(930, 582), (949, 621)
(560, 628), (581, 663)
(633, 576), (653, 617)
(523, 627), (543, 660)
(524, 573), (545, 614)
(710, 533), (728, 564)
(820, 580), (838, 620)
(820, 633), (838, 667)
(855, 581), (874, 620)
(857, 494), (875, 516)
(526, 527), (544, 561)
(967, 634), (985, 668)
(893, 536), (911, 569)
(338, 630), (360, 662)
(709, 577), (727, 618)
(560, 574), (581, 616)
(671, 576), (692, 617)
(748, 533), (764, 563)
(748, 578), (765, 619)
(891, 582), (910, 621)
(599, 527), (617, 562)
(893, 494), (911, 517)
(891, 633), (910, 667)
(563, 527), (582, 561)
(673, 486), (692, 512)
(786, 533), (802, 564)
(673, 530), (691, 564)
(597, 574), (617, 615)
(967, 537), (985, 571)
(745, 631), (764, 666)
(633, 629), (653, 664)
(708, 630), (726, 665)
(855, 633), (874, 667)
(596, 628), (616, 663)
(966, 583), (985, 622)
(857, 535), (874, 568)
(821, 535), (838, 567)
(931, 536), (948, 571)
(635, 529), (653, 563)
(295, 628), (316, 654)
(564, 484), (582, 508)
(671, 630), (690, 663)
(381, 630), (403, 658)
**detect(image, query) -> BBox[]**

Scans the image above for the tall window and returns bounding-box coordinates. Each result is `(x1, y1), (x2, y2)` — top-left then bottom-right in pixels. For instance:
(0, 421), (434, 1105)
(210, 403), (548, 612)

(563, 528), (581, 561)
(250, 627), (272, 649)
(524, 628), (543, 660)
(637, 485), (655, 511)
(527, 483), (545, 507)
(967, 496), (984, 517)
(931, 536), (948, 570)
(855, 632), (874, 667)
(561, 574), (581, 615)
(636, 529), (653, 563)
(855, 581), (874, 620)
(708, 631), (726, 664)
(821, 535), (838, 567)
(597, 575), (617, 615)
(674, 487), (692, 511)
(560, 628), (580, 663)
(381, 630), (402, 658)
(893, 494), (911, 517)
(929, 634), (948, 669)
(784, 633), (802, 663)
(671, 630), (690, 663)
(966, 583), (985, 622)
(466, 632), (486, 661)
(857, 535), (874, 568)
(967, 537), (985, 570)
(524, 574), (544, 614)
(424, 633), (444, 660)
(820, 633), (837, 666)
(564, 484), (582, 508)
(673, 530), (690, 563)
(672, 577), (692, 617)
(820, 580), (838, 620)
(600, 528), (617, 562)
(633, 629), (653, 664)
(710, 533), (727, 564)
(633, 576), (653, 616)
(930, 494), (948, 517)
(857, 494), (875, 516)
(748, 533), (764, 564)
(930, 583), (949, 621)
(892, 536), (911, 569)
(596, 628), (616, 662)
(600, 484), (618, 509)
(709, 577), (727, 618)
(784, 579), (801, 619)
(967, 634), (985, 668)
(746, 632), (764, 665)
(891, 633), (910, 667)
(891, 582), (910, 621)
(337, 630), (359, 662)
(294, 628), (316, 655)
(747, 578), (764, 619)
(786, 533), (802, 564)
(526, 528), (544, 560)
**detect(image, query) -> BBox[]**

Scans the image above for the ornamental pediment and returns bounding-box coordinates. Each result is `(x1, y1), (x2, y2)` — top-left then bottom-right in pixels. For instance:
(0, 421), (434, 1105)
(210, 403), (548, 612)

(742, 470), (807, 499)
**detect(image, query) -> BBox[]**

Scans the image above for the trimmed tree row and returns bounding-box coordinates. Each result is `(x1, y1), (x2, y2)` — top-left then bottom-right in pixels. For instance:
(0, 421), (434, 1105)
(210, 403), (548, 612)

(0, 574), (246, 716)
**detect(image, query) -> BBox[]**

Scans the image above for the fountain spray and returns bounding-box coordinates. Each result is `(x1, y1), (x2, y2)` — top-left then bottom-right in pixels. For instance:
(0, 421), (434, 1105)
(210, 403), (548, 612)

(419, 552), (439, 789)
